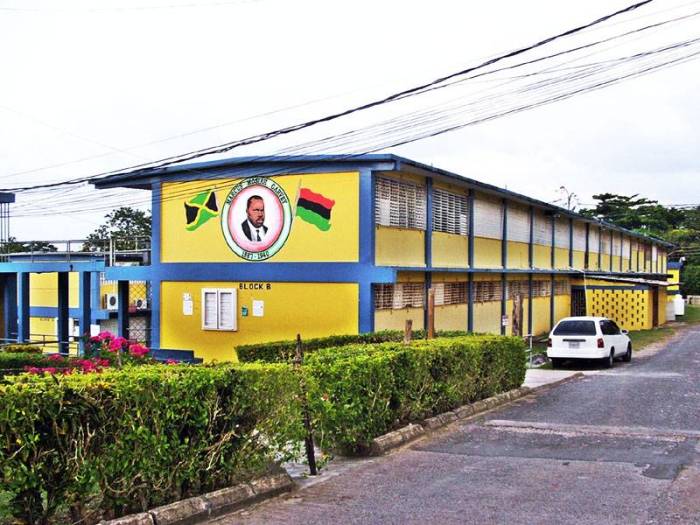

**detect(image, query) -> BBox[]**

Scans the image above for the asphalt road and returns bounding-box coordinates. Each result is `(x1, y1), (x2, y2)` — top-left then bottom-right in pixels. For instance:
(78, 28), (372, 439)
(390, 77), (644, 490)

(215, 325), (700, 525)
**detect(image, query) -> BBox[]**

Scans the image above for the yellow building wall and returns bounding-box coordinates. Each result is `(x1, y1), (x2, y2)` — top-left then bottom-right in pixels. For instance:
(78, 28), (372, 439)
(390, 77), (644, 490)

(376, 227), (425, 267)
(554, 248), (569, 269)
(473, 300), (501, 334)
(657, 287), (667, 325)
(612, 256), (621, 272)
(435, 305), (467, 331)
(532, 245), (551, 269)
(473, 237), (502, 268)
(531, 297), (551, 335)
(507, 241), (529, 269)
(161, 172), (360, 263)
(99, 281), (149, 308)
(375, 308), (424, 331)
(572, 251), (585, 270)
(586, 287), (651, 331)
(160, 281), (359, 362)
(28, 317), (79, 355)
(621, 258), (630, 271)
(432, 232), (467, 268)
(29, 273), (80, 308)
(554, 293), (571, 325)
(601, 254), (611, 272)
(667, 269), (680, 300)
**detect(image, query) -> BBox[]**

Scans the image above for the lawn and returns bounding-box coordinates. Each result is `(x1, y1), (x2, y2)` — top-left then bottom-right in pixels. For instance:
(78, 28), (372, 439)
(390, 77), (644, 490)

(681, 304), (700, 324)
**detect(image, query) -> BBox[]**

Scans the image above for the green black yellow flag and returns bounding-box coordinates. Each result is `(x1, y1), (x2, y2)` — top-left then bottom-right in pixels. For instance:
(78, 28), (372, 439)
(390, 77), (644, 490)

(184, 190), (219, 231)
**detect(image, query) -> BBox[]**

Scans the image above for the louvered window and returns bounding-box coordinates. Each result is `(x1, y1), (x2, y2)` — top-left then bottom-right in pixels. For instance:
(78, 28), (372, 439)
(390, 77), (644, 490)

(374, 283), (425, 310)
(572, 222), (587, 251)
(622, 237), (631, 259)
(472, 280), (503, 302)
(375, 177), (426, 229)
(553, 280), (569, 296)
(432, 282), (467, 305)
(531, 280), (552, 297)
(533, 211), (552, 246)
(433, 188), (468, 235)
(507, 280), (529, 299)
(474, 194), (503, 240)
(507, 204), (530, 243)
(554, 218), (570, 249)
(202, 288), (237, 331)
(652, 245), (658, 263)
(643, 244), (652, 263)
(589, 227), (600, 253)
(601, 231), (611, 255)
(612, 233), (622, 256)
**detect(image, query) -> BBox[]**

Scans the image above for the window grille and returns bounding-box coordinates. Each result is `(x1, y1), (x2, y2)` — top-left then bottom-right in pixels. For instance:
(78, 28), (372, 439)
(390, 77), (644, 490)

(572, 222), (587, 251)
(507, 280), (528, 299)
(554, 218), (570, 248)
(533, 211), (552, 246)
(375, 177), (426, 229)
(601, 230), (611, 255)
(622, 237), (631, 259)
(643, 244), (652, 263)
(553, 280), (569, 296)
(588, 227), (600, 253)
(374, 283), (425, 310)
(531, 280), (552, 297)
(433, 282), (467, 305)
(472, 280), (503, 302)
(202, 288), (237, 331)
(507, 204), (530, 243)
(612, 233), (622, 256)
(473, 194), (503, 240)
(432, 188), (468, 235)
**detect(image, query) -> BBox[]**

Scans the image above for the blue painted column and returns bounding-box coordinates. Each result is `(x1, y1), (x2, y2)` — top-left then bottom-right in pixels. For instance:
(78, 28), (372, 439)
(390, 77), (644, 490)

(609, 231), (614, 272)
(150, 182), (162, 347)
(467, 189), (475, 332)
(78, 272), (91, 355)
(598, 227), (602, 270)
(549, 274), (555, 331)
(501, 199), (508, 336)
(117, 280), (130, 339)
(424, 272), (432, 332)
(500, 273), (507, 336)
(3, 274), (17, 342)
(57, 272), (69, 355)
(467, 273), (474, 333)
(550, 215), (556, 269)
(17, 272), (30, 342)
(584, 223), (590, 270)
(527, 273), (533, 336)
(358, 169), (375, 333)
(90, 272), (101, 323)
(528, 206), (534, 269)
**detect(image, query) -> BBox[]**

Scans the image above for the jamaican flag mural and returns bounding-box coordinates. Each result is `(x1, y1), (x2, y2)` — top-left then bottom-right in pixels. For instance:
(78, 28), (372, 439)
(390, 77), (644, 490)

(295, 188), (335, 231)
(184, 190), (219, 231)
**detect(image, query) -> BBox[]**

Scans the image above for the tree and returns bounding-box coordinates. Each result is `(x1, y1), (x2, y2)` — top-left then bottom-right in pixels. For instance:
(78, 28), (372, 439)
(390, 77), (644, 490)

(1, 237), (57, 254)
(82, 207), (151, 252)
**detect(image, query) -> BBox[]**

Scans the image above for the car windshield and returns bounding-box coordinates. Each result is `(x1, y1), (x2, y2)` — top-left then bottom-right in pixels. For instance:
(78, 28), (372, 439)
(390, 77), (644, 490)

(553, 320), (597, 336)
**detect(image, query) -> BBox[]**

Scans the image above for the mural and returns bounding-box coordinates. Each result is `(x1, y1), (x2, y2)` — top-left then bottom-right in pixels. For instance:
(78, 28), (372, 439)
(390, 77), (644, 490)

(184, 190), (219, 231)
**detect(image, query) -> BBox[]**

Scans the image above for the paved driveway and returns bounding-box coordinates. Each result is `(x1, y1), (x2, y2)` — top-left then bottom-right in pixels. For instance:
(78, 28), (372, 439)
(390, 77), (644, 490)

(214, 326), (700, 524)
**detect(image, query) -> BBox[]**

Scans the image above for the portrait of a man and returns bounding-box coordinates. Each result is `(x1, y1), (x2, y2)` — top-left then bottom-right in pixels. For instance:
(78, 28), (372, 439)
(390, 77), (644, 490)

(241, 195), (268, 242)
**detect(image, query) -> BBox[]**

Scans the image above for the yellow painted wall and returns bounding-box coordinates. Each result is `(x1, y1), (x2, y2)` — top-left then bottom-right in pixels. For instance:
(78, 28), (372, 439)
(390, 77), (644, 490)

(160, 281), (359, 362)
(29, 273), (79, 308)
(28, 317), (79, 355)
(435, 305), (467, 331)
(161, 172), (360, 263)
(376, 227), (425, 267)
(554, 247), (569, 269)
(474, 237), (502, 268)
(473, 300), (501, 334)
(375, 308), (424, 331)
(668, 269), (680, 300)
(432, 232), (467, 268)
(507, 241), (529, 269)
(657, 287), (667, 325)
(586, 287), (651, 331)
(531, 297), (551, 335)
(572, 251), (585, 270)
(631, 250), (639, 271)
(533, 245), (551, 269)
(621, 258), (630, 272)
(601, 254), (611, 272)
(554, 293), (571, 325)
(612, 256), (621, 272)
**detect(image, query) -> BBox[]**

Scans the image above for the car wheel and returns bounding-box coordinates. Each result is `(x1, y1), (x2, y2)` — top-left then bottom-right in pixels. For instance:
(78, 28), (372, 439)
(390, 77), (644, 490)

(603, 349), (614, 369)
(551, 358), (563, 369)
(622, 343), (632, 363)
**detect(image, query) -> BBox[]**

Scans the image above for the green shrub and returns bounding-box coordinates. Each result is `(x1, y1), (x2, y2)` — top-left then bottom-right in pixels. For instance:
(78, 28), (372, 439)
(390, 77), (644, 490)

(0, 344), (42, 354)
(306, 335), (526, 454)
(0, 353), (73, 377)
(0, 363), (304, 524)
(236, 329), (471, 363)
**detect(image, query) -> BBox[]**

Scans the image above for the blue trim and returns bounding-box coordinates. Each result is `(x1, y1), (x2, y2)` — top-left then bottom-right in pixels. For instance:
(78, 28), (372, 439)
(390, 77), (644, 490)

(500, 273), (506, 336)
(467, 273), (474, 333)
(425, 178), (433, 269)
(667, 290), (681, 295)
(668, 261), (682, 269)
(79, 272), (91, 356)
(117, 281), (129, 338)
(150, 280), (161, 349)
(359, 282), (374, 333)
(609, 230), (614, 273)
(90, 272), (102, 323)
(550, 215), (556, 269)
(29, 306), (109, 319)
(0, 261), (105, 274)
(527, 273), (533, 335)
(468, 189), (475, 268)
(151, 182), (162, 266)
(424, 272), (432, 331)
(104, 266), (153, 281)
(549, 274), (555, 331)
(584, 222), (590, 270)
(359, 169), (375, 266)
(17, 273), (30, 342)
(598, 227), (602, 270)
(0, 192), (15, 204)
(571, 284), (650, 291)
(57, 272), (69, 355)
(4, 275), (17, 341)
(501, 199), (508, 269)
(528, 206), (534, 269)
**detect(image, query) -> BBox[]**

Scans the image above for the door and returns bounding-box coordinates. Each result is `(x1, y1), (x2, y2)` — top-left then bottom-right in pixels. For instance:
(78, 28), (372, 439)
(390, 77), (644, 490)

(571, 288), (586, 316)
(652, 287), (659, 327)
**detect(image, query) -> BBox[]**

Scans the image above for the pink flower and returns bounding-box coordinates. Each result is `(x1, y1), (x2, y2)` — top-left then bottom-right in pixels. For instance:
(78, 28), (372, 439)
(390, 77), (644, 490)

(128, 343), (149, 358)
(97, 331), (114, 342)
(24, 366), (41, 374)
(108, 337), (128, 352)
(165, 359), (179, 365)
(47, 354), (64, 362)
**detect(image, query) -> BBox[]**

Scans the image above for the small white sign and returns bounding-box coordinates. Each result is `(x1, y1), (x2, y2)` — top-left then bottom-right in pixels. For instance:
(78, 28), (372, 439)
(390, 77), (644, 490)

(183, 294), (194, 316)
(501, 315), (510, 327)
(90, 324), (101, 337)
(252, 300), (264, 317)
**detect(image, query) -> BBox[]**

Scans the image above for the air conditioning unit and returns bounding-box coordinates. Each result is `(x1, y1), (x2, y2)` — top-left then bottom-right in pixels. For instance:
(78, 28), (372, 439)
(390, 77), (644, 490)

(105, 293), (119, 311)
(135, 298), (148, 310)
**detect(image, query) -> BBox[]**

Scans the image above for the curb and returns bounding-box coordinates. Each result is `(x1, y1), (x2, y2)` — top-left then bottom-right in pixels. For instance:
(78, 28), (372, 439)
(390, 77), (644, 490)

(369, 385), (533, 456)
(527, 372), (584, 394)
(100, 472), (293, 525)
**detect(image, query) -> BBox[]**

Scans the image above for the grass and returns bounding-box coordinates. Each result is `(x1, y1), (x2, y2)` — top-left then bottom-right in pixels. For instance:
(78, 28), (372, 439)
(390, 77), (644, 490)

(680, 304), (700, 324)
(628, 326), (674, 351)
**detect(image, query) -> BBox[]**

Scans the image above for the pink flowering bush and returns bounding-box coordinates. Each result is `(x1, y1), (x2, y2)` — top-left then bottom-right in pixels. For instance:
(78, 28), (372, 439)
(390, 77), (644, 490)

(84, 330), (153, 366)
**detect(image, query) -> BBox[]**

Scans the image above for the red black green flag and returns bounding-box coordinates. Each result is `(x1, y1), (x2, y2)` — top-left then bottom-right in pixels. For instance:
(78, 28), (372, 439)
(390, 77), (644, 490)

(295, 188), (335, 231)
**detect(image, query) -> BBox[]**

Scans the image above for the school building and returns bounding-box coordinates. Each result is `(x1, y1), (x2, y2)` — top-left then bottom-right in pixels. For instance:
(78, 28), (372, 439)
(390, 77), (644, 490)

(0, 155), (673, 361)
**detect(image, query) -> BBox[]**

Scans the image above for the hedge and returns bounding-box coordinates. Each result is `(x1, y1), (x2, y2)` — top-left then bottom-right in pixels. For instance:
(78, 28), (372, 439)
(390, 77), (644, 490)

(0, 344), (42, 354)
(305, 335), (526, 454)
(0, 353), (73, 378)
(236, 329), (471, 363)
(0, 364), (304, 524)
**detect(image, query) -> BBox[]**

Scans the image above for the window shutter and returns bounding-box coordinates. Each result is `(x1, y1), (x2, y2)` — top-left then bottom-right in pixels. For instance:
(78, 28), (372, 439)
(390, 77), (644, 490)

(572, 222), (587, 251)
(533, 211), (552, 246)
(202, 290), (218, 329)
(555, 218), (569, 248)
(507, 204), (530, 243)
(218, 290), (236, 330)
(474, 194), (503, 239)
(374, 177), (426, 229)
(433, 189), (468, 235)
(589, 227), (600, 253)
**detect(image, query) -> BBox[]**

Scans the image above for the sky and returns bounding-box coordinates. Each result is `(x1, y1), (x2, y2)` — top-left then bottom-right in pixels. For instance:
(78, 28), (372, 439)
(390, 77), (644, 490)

(1, 0), (699, 240)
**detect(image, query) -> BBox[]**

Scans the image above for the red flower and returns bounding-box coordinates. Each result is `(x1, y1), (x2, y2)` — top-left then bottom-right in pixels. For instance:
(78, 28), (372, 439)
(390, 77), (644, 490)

(165, 359), (179, 365)
(109, 337), (128, 352)
(128, 343), (149, 358)
(47, 354), (64, 362)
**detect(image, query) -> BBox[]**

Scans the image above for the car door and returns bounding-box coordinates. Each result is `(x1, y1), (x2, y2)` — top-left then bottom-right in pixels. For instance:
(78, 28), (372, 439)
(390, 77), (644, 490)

(608, 320), (627, 355)
(599, 320), (614, 352)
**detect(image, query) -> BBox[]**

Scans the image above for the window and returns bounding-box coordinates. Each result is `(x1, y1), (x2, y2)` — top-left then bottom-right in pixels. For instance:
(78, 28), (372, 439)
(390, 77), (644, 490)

(202, 288), (237, 331)
(600, 320), (619, 335)
(433, 282), (467, 305)
(375, 177), (426, 229)
(472, 280), (503, 302)
(553, 280), (569, 296)
(432, 188), (468, 235)
(473, 195), (503, 239)
(572, 222), (587, 251)
(374, 283), (425, 310)
(533, 211), (552, 246)
(553, 320), (597, 336)
(531, 280), (552, 297)
(507, 204), (530, 243)
(554, 218), (569, 249)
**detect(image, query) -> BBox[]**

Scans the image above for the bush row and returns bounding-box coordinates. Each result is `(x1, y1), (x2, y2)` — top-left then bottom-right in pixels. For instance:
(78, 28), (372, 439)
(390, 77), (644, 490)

(0, 353), (73, 376)
(0, 344), (42, 354)
(306, 335), (526, 453)
(0, 364), (304, 524)
(236, 329), (471, 363)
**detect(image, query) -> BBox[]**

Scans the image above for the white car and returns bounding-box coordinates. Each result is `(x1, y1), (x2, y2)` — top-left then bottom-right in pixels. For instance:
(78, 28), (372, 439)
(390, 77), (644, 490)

(547, 316), (632, 369)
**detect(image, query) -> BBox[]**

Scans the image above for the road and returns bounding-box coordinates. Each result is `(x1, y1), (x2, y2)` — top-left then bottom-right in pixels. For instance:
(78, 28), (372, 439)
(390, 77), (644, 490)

(215, 325), (700, 524)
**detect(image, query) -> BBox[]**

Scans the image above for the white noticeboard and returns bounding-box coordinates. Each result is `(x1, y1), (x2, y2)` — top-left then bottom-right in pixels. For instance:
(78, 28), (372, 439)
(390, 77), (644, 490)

(252, 300), (264, 317)
(183, 293), (194, 316)
(501, 315), (509, 327)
